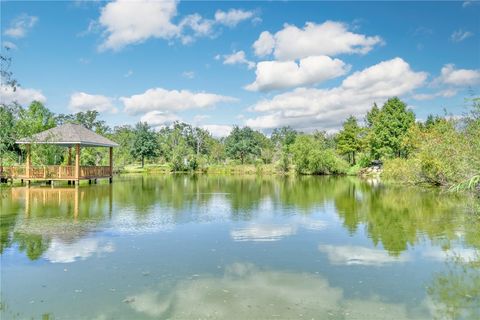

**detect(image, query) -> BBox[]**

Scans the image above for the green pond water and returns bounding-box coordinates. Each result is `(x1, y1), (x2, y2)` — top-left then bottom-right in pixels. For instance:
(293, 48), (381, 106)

(0, 175), (479, 319)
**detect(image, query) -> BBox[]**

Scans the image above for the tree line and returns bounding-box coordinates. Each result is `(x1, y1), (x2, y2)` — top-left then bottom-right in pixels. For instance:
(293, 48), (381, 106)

(1, 96), (478, 192)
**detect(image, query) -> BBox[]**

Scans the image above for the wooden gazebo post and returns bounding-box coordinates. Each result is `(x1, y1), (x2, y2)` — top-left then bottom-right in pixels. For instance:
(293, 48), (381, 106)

(68, 147), (72, 165)
(75, 144), (80, 186)
(66, 147), (72, 185)
(26, 144), (31, 185)
(109, 146), (113, 183)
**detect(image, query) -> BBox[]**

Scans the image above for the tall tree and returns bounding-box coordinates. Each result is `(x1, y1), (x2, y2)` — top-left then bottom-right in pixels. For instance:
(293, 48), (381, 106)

(0, 105), (18, 166)
(131, 122), (158, 167)
(365, 102), (380, 127)
(271, 126), (298, 150)
(112, 125), (135, 166)
(225, 126), (261, 164)
(16, 101), (56, 138)
(57, 110), (110, 134)
(336, 116), (362, 165)
(369, 97), (415, 159)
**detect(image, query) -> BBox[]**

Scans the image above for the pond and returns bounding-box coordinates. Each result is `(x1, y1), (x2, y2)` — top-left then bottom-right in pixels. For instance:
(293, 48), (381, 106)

(1, 175), (479, 319)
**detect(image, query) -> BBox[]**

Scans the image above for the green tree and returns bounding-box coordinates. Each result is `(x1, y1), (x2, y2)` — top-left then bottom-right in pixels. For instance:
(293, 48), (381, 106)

(0, 52), (20, 166)
(365, 102), (379, 128)
(369, 97), (415, 159)
(336, 116), (362, 165)
(291, 135), (348, 175)
(225, 126), (261, 164)
(57, 110), (109, 134)
(15, 101), (58, 165)
(112, 125), (135, 167)
(170, 140), (190, 171)
(0, 104), (18, 166)
(271, 126), (298, 150)
(16, 101), (56, 138)
(1, 51), (19, 90)
(131, 122), (158, 167)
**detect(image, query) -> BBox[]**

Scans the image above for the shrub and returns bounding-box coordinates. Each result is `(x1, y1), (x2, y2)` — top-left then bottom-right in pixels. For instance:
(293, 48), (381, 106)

(357, 153), (372, 168)
(291, 135), (348, 175)
(382, 158), (420, 184)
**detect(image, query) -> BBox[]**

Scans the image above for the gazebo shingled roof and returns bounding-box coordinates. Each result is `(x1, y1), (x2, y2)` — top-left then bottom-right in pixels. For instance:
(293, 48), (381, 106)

(16, 123), (118, 147)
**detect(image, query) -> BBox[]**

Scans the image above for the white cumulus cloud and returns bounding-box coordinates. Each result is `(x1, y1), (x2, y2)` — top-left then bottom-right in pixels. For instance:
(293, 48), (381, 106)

(4, 14), (38, 38)
(69, 92), (117, 113)
(252, 21), (383, 60)
(98, 0), (180, 51)
(222, 50), (256, 69)
(0, 85), (46, 105)
(253, 31), (275, 57)
(434, 64), (480, 86)
(97, 1), (257, 51)
(201, 124), (233, 138)
(246, 57), (427, 131)
(246, 55), (350, 91)
(178, 13), (215, 40)
(121, 88), (237, 115)
(412, 88), (458, 101)
(140, 111), (181, 127)
(214, 9), (255, 27)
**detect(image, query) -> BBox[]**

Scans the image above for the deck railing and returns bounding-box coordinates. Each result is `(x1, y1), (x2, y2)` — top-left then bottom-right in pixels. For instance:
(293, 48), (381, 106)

(0, 165), (111, 180)
(79, 166), (111, 178)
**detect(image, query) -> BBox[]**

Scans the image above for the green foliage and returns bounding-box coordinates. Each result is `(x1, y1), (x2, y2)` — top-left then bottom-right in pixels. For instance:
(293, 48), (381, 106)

(291, 135), (348, 175)
(224, 126), (261, 164)
(16, 101), (56, 138)
(0, 104), (17, 165)
(357, 153), (372, 168)
(277, 146), (290, 173)
(170, 141), (190, 171)
(368, 97), (415, 159)
(112, 125), (135, 167)
(336, 116), (362, 165)
(365, 102), (379, 127)
(131, 122), (158, 167)
(308, 148), (349, 175)
(271, 126), (298, 149)
(382, 158), (420, 184)
(0, 87), (477, 189)
(383, 106), (480, 191)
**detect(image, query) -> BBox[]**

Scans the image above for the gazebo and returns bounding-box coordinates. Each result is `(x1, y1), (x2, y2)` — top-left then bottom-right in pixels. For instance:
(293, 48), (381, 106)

(0, 123), (118, 185)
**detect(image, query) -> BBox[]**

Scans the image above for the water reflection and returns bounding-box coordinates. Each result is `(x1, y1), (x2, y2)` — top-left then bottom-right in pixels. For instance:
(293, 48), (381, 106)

(231, 224), (297, 242)
(231, 217), (327, 242)
(44, 238), (115, 264)
(1, 185), (113, 261)
(1, 175), (479, 319)
(318, 245), (410, 266)
(427, 250), (480, 320)
(125, 263), (430, 319)
(1, 175), (479, 261)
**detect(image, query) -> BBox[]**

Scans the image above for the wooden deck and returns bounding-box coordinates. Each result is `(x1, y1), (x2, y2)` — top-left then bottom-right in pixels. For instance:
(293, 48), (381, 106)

(0, 165), (112, 181)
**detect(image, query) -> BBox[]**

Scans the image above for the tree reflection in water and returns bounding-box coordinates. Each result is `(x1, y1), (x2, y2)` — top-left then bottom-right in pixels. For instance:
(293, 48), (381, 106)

(0, 175), (479, 319)
(427, 247), (480, 319)
(1, 176), (479, 261)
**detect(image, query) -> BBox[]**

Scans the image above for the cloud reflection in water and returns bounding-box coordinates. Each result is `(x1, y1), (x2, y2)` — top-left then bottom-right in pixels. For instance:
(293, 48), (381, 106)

(44, 238), (115, 263)
(230, 218), (328, 242)
(125, 263), (429, 319)
(319, 244), (410, 266)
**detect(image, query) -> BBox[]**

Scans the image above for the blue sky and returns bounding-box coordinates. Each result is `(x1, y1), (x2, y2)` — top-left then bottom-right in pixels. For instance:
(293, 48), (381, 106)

(1, 0), (479, 136)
